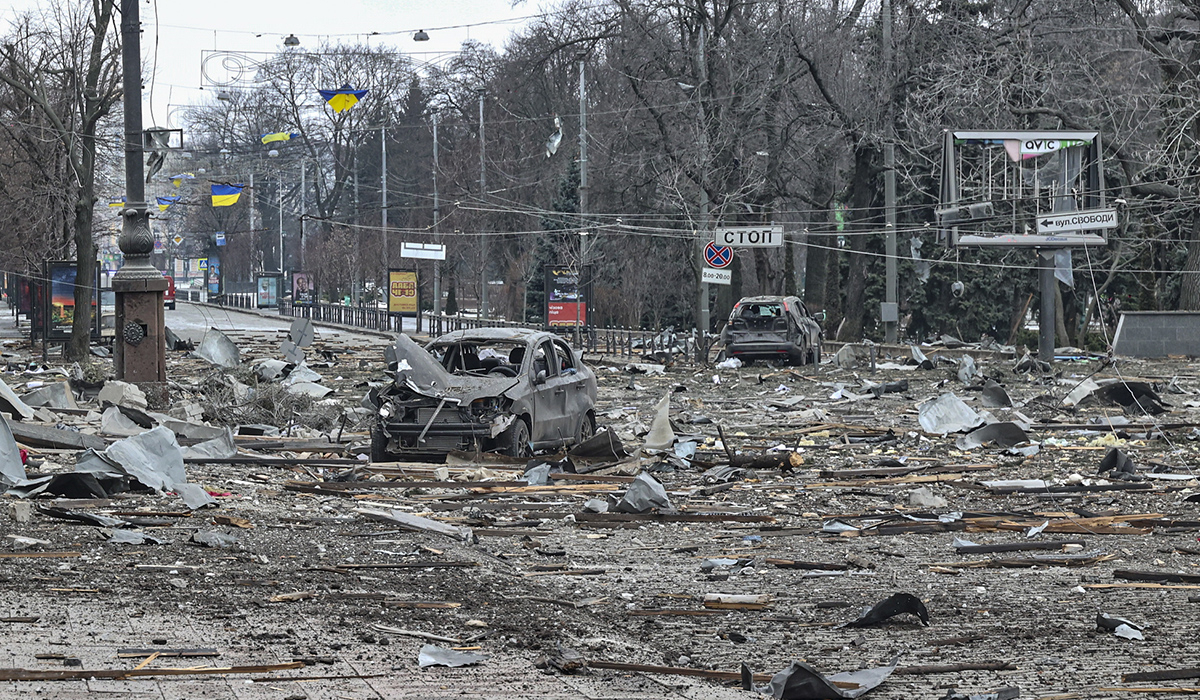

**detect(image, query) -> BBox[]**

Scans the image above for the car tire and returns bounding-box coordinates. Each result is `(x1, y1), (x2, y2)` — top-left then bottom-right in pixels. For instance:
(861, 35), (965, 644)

(501, 417), (532, 459)
(574, 411), (596, 446)
(370, 426), (391, 463)
(167, 302), (176, 310)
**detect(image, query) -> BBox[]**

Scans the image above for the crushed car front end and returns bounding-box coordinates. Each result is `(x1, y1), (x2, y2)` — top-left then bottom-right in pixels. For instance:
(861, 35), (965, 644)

(373, 387), (516, 458)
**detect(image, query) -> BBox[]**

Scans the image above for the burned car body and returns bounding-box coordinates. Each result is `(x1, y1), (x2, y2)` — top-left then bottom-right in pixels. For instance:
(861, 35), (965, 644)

(369, 328), (598, 461)
(720, 295), (823, 365)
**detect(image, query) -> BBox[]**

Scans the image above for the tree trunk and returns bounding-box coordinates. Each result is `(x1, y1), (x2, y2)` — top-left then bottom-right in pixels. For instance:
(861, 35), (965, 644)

(839, 146), (877, 341)
(66, 189), (96, 361)
(804, 231), (828, 310)
(1180, 212), (1200, 309)
(1053, 281), (1070, 348)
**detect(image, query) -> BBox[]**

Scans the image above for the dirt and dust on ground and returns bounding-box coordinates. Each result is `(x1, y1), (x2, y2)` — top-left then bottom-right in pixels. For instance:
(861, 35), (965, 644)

(2, 309), (1200, 699)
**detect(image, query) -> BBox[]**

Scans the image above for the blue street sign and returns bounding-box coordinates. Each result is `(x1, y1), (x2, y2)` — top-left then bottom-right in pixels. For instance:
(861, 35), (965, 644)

(703, 241), (733, 269)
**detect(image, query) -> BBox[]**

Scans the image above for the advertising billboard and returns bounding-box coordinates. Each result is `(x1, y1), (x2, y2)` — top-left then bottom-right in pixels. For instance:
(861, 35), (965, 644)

(387, 270), (418, 315)
(43, 261), (99, 340)
(207, 254), (221, 296)
(256, 274), (280, 308)
(291, 272), (315, 307)
(544, 265), (589, 327)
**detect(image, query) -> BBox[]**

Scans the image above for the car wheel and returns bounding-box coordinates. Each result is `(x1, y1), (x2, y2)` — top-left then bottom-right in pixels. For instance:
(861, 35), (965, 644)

(574, 411), (596, 446)
(501, 417), (532, 458)
(370, 426), (391, 463)
(167, 302), (176, 310)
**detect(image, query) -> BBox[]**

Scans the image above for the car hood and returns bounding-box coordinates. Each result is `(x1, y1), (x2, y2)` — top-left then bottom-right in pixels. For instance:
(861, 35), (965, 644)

(389, 333), (519, 404)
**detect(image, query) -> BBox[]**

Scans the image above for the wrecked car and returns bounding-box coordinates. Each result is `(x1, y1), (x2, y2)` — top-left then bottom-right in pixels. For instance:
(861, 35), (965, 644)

(369, 329), (598, 461)
(720, 295), (823, 365)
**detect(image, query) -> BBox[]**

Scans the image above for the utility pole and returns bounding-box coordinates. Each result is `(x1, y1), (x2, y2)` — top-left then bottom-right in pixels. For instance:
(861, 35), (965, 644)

(352, 159), (360, 304)
(694, 24), (710, 337)
(248, 172), (255, 272)
(113, 0), (167, 387)
(577, 53), (589, 340)
(298, 161), (306, 271)
(278, 170), (284, 272)
(477, 88), (488, 319)
(1038, 249), (1055, 362)
(381, 127), (388, 299)
(882, 0), (898, 344)
(432, 113), (441, 315)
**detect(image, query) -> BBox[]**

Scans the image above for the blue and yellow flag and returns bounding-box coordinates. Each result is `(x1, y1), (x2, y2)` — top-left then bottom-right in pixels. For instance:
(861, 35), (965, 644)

(261, 131), (300, 145)
(318, 84), (368, 113)
(211, 184), (244, 207)
(156, 196), (180, 212)
(170, 172), (195, 187)
(107, 197), (126, 208)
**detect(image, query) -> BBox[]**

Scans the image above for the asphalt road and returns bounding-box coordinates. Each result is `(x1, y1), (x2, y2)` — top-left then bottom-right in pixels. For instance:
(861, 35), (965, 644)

(165, 302), (389, 344)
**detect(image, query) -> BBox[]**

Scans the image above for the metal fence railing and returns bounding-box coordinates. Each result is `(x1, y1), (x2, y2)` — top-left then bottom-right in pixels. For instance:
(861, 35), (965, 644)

(189, 293), (716, 364)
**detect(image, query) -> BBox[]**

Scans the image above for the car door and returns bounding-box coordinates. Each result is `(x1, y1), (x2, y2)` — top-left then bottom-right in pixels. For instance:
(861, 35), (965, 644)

(527, 339), (564, 444)
(552, 339), (590, 441)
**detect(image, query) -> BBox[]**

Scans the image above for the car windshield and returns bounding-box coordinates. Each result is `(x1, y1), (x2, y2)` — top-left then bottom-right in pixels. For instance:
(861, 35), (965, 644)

(427, 339), (527, 376)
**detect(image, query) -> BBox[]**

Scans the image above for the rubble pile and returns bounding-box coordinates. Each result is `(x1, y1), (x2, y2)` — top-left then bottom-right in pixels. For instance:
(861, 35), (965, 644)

(3, 321), (1200, 697)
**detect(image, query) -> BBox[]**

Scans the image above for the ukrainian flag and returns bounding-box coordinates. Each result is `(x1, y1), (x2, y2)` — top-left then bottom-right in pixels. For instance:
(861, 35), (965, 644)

(170, 172), (195, 187)
(156, 196), (180, 212)
(107, 198), (126, 208)
(318, 84), (368, 113)
(211, 184), (244, 207)
(261, 131), (299, 145)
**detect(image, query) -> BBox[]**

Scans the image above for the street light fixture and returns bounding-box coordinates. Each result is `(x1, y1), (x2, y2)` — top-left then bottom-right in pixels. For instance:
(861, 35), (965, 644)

(283, 34), (301, 47)
(413, 30), (430, 41)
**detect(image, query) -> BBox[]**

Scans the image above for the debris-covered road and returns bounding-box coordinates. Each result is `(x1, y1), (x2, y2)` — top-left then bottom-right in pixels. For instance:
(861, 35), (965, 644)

(2, 307), (1200, 699)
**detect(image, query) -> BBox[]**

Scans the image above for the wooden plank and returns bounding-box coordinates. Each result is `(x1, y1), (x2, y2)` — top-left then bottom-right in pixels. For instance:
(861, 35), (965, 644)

(954, 540), (1085, 555)
(1123, 669), (1200, 683)
(0, 661), (305, 681)
(117, 648), (220, 659)
(1115, 569), (1200, 584)
(1083, 584), (1200, 590)
(588, 660), (771, 683)
(575, 512), (774, 524)
(765, 558), (849, 570)
(329, 561), (477, 570)
(0, 551), (81, 559)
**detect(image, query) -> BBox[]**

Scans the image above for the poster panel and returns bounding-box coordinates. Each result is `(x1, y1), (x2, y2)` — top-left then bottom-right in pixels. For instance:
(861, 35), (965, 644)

(387, 270), (418, 315)
(292, 272), (315, 307)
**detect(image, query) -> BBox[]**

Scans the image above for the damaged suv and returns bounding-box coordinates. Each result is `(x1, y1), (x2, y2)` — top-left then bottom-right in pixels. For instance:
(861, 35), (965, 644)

(720, 295), (823, 365)
(369, 328), (598, 461)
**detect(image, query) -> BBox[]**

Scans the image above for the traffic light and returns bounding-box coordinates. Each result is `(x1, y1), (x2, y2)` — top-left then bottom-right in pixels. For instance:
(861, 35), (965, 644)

(935, 202), (995, 225)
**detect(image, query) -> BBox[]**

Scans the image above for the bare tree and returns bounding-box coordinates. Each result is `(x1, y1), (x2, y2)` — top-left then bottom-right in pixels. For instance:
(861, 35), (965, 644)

(0, 0), (121, 359)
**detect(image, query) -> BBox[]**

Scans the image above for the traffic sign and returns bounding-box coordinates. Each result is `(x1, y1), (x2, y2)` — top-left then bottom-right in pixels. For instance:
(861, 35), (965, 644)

(215, 232), (226, 246)
(701, 267), (731, 285)
(703, 241), (733, 269)
(171, 235), (183, 245)
(197, 258), (208, 270)
(714, 224), (783, 248)
(1036, 208), (1117, 234)
(401, 242), (447, 260)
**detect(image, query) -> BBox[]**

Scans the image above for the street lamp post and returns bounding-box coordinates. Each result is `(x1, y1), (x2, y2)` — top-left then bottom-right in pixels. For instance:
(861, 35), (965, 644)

(477, 88), (488, 319)
(381, 126), (389, 303)
(432, 113), (441, 315)
(113, 0), (167, 389)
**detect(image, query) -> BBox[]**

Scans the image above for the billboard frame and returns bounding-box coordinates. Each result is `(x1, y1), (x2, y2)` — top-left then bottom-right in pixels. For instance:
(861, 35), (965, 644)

(941, 130), (1109, 248)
